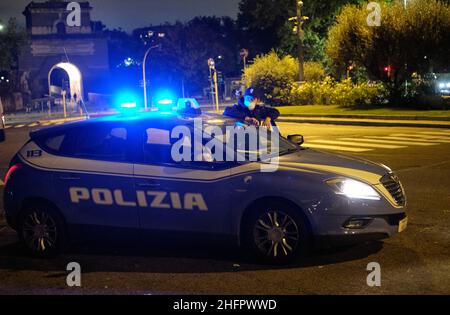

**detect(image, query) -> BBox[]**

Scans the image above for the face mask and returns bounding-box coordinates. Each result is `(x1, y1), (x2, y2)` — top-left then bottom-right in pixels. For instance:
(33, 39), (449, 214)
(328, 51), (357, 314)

(245, 96), (256, 110)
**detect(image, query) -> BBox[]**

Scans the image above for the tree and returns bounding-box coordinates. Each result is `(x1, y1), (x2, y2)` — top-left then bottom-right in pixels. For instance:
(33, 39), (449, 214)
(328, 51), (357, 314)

(238, 0), (292, 55)
(237, 0), (364, 59)
(0, 18), (25, 71)
(0, 18), (26, 102)
(326, 0), (450, 103)
(147, 17), (240, 96)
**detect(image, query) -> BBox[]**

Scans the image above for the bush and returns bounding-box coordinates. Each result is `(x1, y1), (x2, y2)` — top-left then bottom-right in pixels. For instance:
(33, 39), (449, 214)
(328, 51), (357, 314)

(401, 80), (446, 109)
(243, 52), (299, 105)
(304, 61), (326, 82)
(326, 0), (450, 104)
(290, 77), (387, 108)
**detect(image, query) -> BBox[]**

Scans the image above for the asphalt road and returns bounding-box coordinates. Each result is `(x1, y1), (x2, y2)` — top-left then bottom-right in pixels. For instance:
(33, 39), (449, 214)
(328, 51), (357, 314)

(0, 123), (449, 295)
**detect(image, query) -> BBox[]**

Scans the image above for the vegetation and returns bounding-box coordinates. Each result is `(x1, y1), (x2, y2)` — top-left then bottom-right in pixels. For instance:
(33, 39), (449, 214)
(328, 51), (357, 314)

(303, 61), (326, 82)
(238, 0), (365, 61)
(0, 18), (25, 71)
(276, 104), (450, 117)
(243, 52), (386, 108)
(243, 52), (299, 105)
(326, 0), (450, 105)
(290, 78), (387, 107)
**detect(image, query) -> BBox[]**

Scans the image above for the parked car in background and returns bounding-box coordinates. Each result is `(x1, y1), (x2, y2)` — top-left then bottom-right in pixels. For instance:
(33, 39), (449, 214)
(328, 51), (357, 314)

(0, 97), (5, 142)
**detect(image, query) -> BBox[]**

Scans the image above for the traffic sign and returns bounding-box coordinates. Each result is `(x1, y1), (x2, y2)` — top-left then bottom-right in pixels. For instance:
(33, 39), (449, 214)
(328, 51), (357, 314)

(240, 49), (249, 60)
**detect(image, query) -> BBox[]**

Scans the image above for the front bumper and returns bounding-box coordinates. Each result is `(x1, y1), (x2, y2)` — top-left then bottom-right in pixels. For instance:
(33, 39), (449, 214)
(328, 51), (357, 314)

(314, 212), (407, 248)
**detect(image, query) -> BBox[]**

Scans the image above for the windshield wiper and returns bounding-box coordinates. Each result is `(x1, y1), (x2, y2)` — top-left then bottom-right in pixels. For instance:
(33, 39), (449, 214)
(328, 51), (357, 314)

(279, 147), (299, 156)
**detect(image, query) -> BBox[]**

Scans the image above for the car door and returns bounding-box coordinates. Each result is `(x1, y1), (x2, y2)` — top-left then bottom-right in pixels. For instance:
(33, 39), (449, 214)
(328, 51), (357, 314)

(52, 122), (139, 229)
(133, 123), (233, 235)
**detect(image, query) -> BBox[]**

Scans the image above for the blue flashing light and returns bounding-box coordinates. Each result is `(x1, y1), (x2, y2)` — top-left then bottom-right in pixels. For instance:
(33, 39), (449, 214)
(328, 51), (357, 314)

(157, 99), (174, 105)
(154, 89), (176, 111)
(115, 90), (141, 113)
(121, 102), (137, 109)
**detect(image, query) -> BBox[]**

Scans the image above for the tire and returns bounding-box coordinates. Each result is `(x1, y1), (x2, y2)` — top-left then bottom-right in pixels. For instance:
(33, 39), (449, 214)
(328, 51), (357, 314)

(18, 203), (67, 258)
(242, 201), (311, 265)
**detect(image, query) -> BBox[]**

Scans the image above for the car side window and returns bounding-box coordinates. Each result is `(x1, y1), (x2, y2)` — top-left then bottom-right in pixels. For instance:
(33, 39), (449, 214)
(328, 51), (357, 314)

(141, 125), (233, 170)
(45, 134), (66, 151)
(142, 127), (174, 165)
(71, 125), (129, 162)
(35, 132), (70, 155)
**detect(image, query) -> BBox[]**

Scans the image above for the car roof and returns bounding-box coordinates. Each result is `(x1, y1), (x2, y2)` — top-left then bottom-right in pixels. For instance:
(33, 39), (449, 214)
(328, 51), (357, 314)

(29, 112), (239, 139)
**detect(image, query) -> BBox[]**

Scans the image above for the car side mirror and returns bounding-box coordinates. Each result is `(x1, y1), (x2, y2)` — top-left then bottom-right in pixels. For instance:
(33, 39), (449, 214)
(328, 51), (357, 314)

(0, 129), (5, 143)
(288, 134), (304, 146)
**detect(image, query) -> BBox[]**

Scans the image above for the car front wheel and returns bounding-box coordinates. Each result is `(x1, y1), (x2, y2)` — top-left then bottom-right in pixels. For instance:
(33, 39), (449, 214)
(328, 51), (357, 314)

(244, 202), (311, 265)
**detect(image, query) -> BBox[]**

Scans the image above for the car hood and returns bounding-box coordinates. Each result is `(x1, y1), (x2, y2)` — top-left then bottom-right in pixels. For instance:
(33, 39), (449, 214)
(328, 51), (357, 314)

(276, 148), (389, 185)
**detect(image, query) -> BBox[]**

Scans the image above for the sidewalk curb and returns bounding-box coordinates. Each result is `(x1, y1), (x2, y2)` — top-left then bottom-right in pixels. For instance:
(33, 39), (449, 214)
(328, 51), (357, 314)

(281, 114), (450, 122)
(278, 118), (450, 129)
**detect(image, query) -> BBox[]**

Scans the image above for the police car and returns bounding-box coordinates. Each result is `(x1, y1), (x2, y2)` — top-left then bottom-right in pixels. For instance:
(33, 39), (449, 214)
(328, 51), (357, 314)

(3, 110), (407, 264)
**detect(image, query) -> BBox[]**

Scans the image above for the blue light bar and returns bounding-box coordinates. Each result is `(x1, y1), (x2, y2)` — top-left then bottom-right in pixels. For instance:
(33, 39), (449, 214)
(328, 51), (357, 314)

(157, 99), (174, 105)
(121, 102), (137, 109)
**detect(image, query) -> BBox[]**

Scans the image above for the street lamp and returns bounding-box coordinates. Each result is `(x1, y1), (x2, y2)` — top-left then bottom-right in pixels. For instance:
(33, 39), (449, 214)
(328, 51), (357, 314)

(208, 58), (220, 111)
(0, 24), (4, 32)
(290, 1), (309, 82)
(142, 44), (161, 111)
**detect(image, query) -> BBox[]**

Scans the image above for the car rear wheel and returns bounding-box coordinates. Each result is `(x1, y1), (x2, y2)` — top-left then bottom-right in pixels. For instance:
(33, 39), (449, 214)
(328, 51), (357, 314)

(243, 202), (311, 265)
(18, 204), (67, 258)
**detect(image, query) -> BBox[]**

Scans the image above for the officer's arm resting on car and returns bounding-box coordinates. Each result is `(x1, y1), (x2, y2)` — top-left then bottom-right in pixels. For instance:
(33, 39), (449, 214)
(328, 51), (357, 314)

(259, 106), (280, 128)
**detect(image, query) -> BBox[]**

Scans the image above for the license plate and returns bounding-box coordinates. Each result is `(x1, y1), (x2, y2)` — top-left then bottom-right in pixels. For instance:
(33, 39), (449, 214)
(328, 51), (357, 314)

(398, 217), (408, 233)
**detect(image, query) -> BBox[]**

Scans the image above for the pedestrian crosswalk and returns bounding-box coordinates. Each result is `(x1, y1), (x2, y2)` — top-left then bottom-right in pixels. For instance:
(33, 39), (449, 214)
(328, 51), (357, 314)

(305, 130), (450, 153)
(4, 122), (450, 153)
(4, 120), (79, 129)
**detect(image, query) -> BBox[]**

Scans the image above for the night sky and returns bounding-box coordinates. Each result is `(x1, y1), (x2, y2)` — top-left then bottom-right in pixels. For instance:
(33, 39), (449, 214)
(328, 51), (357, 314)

(0, 0), (241, 32)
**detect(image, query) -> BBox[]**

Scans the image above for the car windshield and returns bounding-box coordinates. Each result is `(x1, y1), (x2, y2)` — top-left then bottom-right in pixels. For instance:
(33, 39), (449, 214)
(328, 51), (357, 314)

(201, 119), (299, 161)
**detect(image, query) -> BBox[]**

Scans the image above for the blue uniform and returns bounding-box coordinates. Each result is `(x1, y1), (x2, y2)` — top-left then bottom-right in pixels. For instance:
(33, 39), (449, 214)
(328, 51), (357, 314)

(224, 98), (280, 123)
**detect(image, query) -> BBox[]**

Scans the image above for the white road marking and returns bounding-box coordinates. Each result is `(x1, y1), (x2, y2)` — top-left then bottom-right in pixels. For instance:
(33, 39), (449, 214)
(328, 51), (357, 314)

(14, 124), (25, 128)
(308, 139), (405, 149)
(389, 134), (450, 143)
(342, 138), (436, 146)
(418, 131), (450, 136)
(28, 123), (40, 127)
(4, 125), (11, 129)
(365, 136), (442, 144)
(305, 143), (373, 152)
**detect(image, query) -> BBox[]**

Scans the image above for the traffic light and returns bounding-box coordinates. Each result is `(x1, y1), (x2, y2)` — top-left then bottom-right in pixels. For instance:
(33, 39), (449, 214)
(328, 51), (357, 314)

(384, 65), (392, 78)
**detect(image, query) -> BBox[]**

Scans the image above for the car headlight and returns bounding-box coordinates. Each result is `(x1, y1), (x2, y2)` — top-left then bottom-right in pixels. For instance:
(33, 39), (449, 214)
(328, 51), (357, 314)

(326, 178), (381, 201)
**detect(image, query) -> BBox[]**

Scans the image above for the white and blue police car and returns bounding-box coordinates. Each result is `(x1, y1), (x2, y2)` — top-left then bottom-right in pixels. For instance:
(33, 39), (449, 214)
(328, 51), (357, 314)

(3, 110), (407, 264)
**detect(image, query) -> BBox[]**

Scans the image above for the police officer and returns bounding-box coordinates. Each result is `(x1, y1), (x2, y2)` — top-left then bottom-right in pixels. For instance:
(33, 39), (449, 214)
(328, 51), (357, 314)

(224, 87), (280, 128)
(179, 100), (201, 117)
